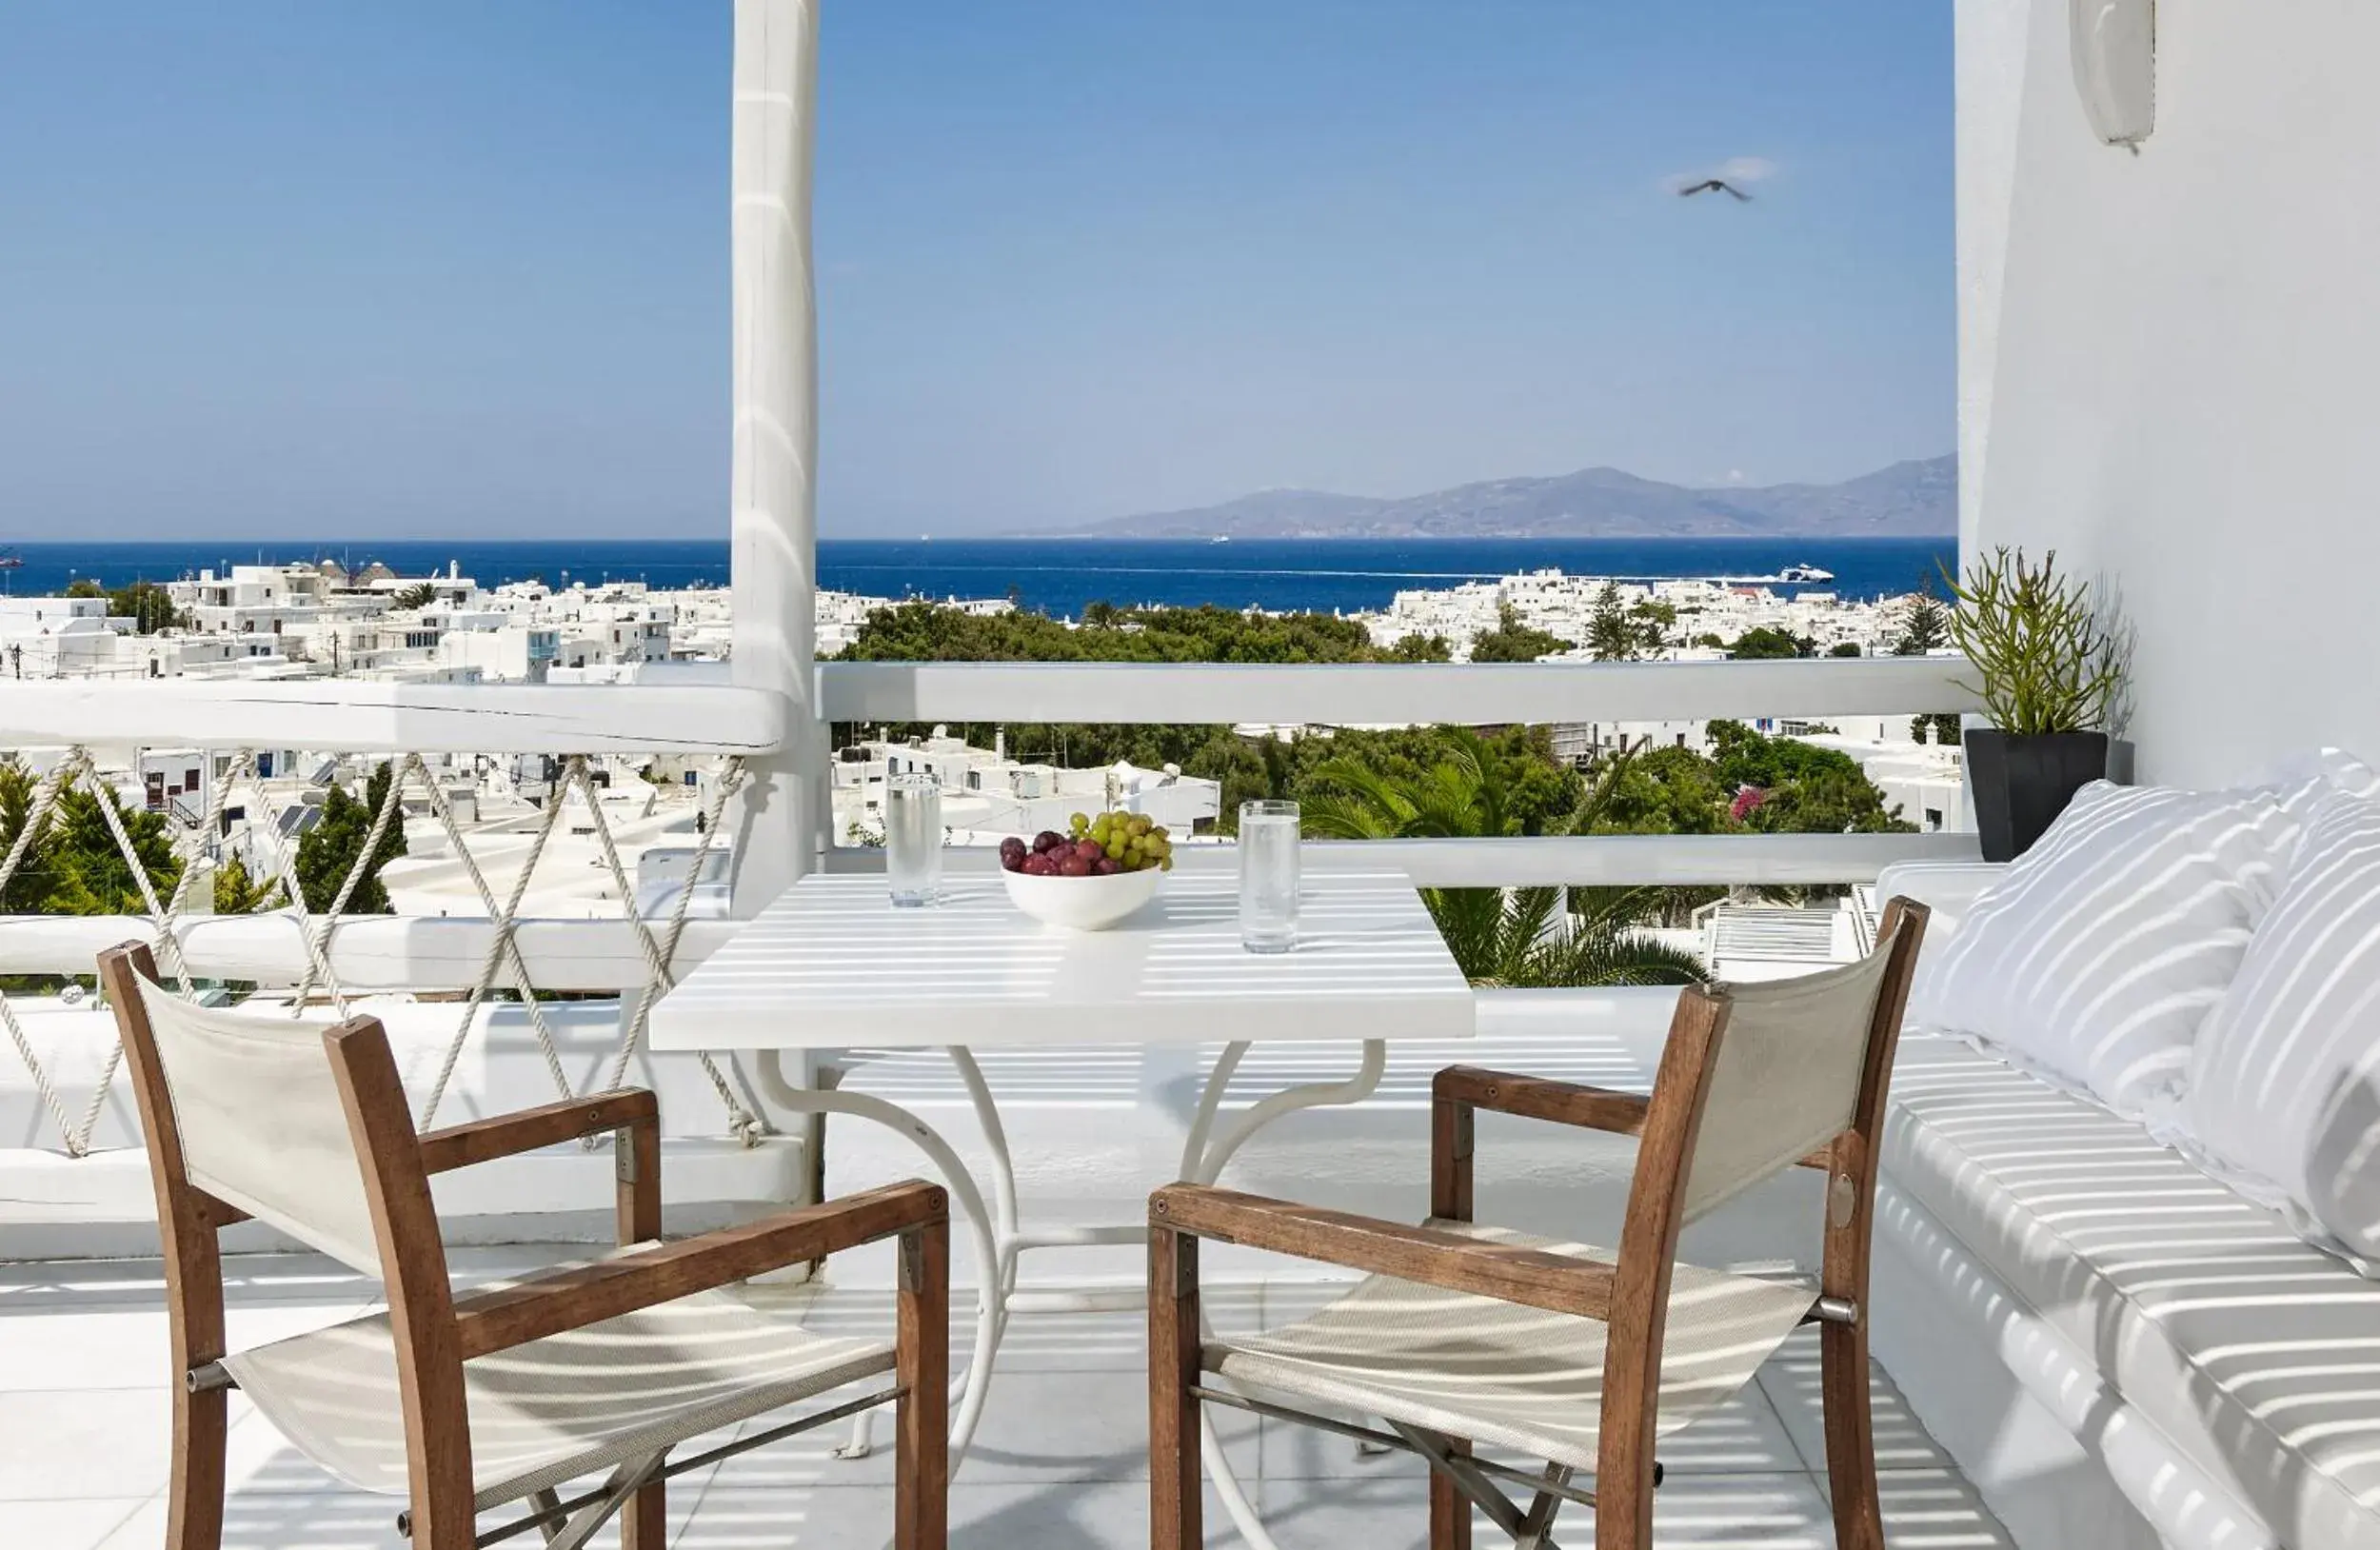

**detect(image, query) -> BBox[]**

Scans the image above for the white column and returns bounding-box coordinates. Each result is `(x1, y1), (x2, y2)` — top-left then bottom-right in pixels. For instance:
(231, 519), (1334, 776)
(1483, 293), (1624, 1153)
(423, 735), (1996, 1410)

(727, 0), (824, 915)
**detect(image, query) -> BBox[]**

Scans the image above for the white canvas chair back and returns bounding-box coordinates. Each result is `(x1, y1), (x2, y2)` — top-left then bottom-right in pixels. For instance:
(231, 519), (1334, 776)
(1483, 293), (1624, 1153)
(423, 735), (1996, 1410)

(1679, 928), (1899, 1223)
(132, 974), (385, 1274)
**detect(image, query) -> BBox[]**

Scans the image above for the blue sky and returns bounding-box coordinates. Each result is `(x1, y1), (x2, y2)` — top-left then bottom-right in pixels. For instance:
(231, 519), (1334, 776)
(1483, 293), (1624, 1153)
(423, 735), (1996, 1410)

(0, 2), (1952, 541)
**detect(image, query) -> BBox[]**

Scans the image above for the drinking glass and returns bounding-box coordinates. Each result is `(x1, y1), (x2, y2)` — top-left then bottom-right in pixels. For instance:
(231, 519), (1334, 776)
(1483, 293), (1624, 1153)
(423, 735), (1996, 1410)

(1238, 800), (1301, 953)
(884, 773), (943, 907)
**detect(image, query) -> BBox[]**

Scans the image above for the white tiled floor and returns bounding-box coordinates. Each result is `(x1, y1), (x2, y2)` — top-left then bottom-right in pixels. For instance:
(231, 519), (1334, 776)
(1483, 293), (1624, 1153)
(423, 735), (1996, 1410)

(0, 1250), (2013, 1548)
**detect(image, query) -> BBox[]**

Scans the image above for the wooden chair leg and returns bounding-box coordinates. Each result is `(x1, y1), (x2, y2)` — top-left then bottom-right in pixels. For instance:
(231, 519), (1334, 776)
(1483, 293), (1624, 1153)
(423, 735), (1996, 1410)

(620, 1477), (666, 1550)
(896, 1217), (950, 1550)
(1820, 1319), (1886, 1550)
(166, 1382), (228, 1550)
(1149, 1225), (1202, 1550)
(1429, 1443), (1473, 1550)
(1430, 1094), (1474, 1550)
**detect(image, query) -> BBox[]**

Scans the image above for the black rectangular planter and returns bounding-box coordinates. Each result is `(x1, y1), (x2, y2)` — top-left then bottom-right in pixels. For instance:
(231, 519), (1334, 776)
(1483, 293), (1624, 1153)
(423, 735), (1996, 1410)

(1965, 730), (2110, 862)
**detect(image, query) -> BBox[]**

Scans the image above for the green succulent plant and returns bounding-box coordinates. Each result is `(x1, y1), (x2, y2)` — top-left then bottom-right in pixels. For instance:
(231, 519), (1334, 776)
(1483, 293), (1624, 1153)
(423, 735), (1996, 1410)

(1942, 546), (2118, 737)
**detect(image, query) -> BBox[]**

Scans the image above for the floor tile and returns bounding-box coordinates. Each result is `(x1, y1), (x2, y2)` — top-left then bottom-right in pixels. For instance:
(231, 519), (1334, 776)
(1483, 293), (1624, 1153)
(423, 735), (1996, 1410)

(4, 1250), (2012, 1548)
(706, 1365), (1258, 1488)
(0, 1498), (146, 1550)
(754, 1276), (1264, 1373)
(0, 1299), (370, 1392)
(1758, 1331), (1951, 1474)
(680, 1481), (1243, 1549)
(1873, 1468), (2018, 1548)
(1259, 1471), (1836, 1547)
(0, 1388), (173, 1500)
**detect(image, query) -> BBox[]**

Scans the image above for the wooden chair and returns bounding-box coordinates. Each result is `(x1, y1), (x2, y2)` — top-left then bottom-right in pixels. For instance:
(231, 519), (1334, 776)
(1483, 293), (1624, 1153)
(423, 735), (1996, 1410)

(99, 943), (950, 1550)
(1149, 899), (1929, 1550)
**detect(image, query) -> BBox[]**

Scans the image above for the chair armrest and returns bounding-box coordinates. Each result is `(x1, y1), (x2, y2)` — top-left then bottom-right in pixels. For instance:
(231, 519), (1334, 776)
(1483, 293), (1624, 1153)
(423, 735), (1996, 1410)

(1435, 1066), (1836, 1172)
(452, 1179), (948, 1360)
(1436, 1065), (1650, 1136)
(417, 1088), (659, 1174)
(1149, 1183), (1612, 1321)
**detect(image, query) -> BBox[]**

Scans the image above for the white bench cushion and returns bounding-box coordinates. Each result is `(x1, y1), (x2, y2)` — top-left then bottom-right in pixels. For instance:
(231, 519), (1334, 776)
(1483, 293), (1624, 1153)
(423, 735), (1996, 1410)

(2177, 788), (2380, 1271)
(1883, 1035), (2380, 1548)
(1902, 782), (2299, 1118)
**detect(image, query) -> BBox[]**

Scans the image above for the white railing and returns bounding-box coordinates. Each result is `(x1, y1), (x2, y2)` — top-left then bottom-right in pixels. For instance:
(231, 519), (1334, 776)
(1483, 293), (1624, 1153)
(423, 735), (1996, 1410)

(0, 654), (1979, 1169)
(0, 681), (792, 754)
(820, 654), (1972, 726)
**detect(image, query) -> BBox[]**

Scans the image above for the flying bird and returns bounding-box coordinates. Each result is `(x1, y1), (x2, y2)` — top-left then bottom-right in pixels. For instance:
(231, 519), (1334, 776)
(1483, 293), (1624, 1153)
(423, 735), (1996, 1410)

(1677, 178), (1753, 202)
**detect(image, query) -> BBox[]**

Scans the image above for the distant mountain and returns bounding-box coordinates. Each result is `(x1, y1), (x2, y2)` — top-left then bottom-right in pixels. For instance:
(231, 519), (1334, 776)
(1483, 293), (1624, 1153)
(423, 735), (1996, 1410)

(1059, 455), (1955, 540)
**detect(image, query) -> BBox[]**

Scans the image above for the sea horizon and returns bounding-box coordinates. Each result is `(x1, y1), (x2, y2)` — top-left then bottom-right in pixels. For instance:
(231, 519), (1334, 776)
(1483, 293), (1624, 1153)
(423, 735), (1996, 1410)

(0, 534), (1957, 619)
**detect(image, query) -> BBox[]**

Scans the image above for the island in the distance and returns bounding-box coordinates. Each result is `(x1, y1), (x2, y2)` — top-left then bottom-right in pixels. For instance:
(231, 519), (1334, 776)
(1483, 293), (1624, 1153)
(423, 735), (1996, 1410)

(1046, 453), (1954, 541)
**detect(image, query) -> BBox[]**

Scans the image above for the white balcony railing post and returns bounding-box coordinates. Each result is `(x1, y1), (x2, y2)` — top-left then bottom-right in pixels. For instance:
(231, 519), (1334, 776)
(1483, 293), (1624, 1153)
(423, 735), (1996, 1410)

(726, 0), (828, 918)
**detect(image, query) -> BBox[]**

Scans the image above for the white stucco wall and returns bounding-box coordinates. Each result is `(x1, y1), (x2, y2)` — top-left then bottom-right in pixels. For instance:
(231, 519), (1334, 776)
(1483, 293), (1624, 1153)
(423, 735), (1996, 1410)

(1958, 0), (2380, 786)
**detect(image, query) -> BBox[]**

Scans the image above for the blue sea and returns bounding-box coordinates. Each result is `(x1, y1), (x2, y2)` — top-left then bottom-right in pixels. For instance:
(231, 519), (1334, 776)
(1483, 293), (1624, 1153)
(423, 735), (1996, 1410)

(0, 536), (1954, 618)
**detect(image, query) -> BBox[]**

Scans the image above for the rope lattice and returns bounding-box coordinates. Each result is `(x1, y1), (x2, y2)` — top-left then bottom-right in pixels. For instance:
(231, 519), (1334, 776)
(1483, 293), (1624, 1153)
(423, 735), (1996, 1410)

(0, 747), (762, 1157)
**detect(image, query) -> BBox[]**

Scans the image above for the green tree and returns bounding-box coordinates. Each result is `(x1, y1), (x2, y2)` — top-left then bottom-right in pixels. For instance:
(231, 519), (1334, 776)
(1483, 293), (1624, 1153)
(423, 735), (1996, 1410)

(1469, 604), (1567, 664)
(0, 761), (184, 915)
(1726, 626), (1815, 660)
(67, 578), (187, 633)
(1891, 582), (1953, 656)
(1894, 579), (1961, 746)
(1301, 731), (1706, 988)
(1386, 632), (1452, 662)
(1587, 584), (1639, 662)
(211, 853), (286, 914)
(1630, 598), (1678, 655)
(1592, 744), (1730, 835)
(1828, 641), (1864, 658)
(1909, 713), (1962, 745)
(295, 763), (407, 913)
(388, 582), (439, 610)
(1706, 721), (1912, 834)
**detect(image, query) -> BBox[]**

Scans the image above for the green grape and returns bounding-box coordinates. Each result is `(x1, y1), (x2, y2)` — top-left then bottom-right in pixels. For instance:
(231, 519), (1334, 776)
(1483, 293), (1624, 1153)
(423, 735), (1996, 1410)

(1159, 854), (1174, 871)
(1105, 840), (1126, 860)
(1070, 811), (1090, 833)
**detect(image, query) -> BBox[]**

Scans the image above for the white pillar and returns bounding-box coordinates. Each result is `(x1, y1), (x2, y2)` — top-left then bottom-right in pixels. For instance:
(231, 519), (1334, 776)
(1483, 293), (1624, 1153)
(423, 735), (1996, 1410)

(727, 0), (824, 915)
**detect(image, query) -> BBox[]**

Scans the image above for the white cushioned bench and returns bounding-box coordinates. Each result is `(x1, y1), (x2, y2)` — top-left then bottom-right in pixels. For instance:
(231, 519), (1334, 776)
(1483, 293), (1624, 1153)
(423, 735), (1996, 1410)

(1874, 864), (2380, 1550)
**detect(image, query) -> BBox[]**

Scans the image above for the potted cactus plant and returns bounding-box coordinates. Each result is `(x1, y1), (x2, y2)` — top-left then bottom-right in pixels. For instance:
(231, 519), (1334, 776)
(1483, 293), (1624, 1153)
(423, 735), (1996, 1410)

(1945, 546), (2120, 861)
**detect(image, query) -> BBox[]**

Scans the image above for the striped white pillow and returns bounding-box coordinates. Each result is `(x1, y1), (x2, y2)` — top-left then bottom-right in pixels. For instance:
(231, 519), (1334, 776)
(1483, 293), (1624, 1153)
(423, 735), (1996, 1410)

(1905, 780), (2302, 1117)
(2176, 790), (2380, 1271)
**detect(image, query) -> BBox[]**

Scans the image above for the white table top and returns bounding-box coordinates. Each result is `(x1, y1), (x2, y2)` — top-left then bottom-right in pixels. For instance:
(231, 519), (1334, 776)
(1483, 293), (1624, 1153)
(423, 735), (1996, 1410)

(649, 868), (1476, 1051)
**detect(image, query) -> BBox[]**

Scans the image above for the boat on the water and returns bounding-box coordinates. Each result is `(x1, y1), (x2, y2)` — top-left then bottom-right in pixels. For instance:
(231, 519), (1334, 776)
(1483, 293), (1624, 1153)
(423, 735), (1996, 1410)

(1778, 562), (1834, 583)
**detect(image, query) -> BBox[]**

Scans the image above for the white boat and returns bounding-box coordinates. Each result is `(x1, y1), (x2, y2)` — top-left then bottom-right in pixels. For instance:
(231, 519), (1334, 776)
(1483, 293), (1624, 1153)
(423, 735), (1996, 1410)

(1778, 562), (1834, 583)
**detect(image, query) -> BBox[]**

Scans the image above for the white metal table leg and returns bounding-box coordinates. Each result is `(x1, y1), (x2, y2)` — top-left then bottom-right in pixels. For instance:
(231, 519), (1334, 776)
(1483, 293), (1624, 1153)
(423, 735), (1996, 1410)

(753, 1049), (1009, 1462)
(1180, 1038), (1390, 1550)
(758, 1033), (1388, 1544)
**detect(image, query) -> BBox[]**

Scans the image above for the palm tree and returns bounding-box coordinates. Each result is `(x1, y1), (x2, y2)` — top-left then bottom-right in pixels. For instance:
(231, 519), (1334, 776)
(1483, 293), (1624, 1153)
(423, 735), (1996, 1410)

(1301, 730), (1707, 988)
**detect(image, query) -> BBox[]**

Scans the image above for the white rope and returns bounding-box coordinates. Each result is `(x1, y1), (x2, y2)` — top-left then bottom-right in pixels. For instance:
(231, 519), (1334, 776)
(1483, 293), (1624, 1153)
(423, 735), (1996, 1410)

(293, 758), (411, 1012)
(6, 745), (767, 1156)
(237, 756), (357, 1019)
(0, 755), (87, 1151)
(414, 755), (578, 1129)
(580, 757), (762, 1144)
(0, 747), (222, 1156)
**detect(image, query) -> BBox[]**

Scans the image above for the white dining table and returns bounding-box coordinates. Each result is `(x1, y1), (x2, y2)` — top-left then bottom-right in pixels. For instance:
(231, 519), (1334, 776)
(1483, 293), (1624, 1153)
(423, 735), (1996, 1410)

(649, 865), (1475, 1550)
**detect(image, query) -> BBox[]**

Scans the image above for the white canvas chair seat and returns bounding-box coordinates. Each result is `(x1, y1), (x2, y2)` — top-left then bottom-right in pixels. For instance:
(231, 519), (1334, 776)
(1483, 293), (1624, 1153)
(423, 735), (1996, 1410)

(1206, 1221), (1817, 1472)
(225, 1279), (895, 1509)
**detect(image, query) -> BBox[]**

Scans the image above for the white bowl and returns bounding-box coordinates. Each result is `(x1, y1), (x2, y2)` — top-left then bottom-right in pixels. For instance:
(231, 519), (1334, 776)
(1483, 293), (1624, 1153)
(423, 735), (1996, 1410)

(1001, 864), (1163, 931)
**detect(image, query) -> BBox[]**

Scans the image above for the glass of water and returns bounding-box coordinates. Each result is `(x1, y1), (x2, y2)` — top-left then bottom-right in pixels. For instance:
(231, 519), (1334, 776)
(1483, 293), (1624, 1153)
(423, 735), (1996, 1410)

(884, 773), (942, 907)
(1238, 800), (1301, 953)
